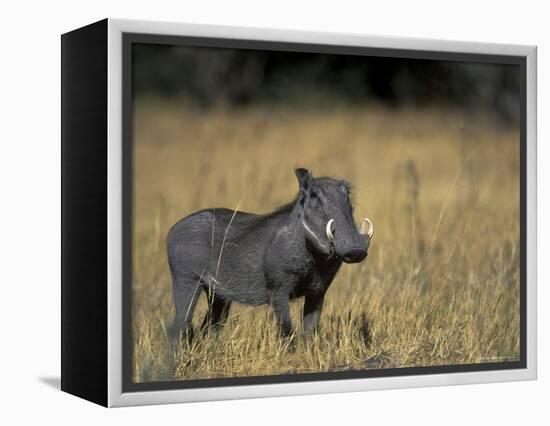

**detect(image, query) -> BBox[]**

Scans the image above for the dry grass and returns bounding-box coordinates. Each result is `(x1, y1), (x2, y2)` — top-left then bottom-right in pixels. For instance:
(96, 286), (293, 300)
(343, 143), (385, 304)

(132, 102), (520, 382)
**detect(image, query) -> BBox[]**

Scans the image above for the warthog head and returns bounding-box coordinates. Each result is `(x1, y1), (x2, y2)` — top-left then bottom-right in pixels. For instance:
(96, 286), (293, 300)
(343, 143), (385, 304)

(295, 168), (373, 263)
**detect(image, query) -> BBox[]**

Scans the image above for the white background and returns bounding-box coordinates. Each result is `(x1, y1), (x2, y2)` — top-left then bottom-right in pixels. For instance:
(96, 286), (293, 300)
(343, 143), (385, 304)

(0, 0), (547, 424)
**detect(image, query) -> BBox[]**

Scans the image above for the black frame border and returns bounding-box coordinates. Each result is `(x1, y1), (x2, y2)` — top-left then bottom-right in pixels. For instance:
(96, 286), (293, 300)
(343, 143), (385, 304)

(122, 32), (527, 393)
(61, 19), (109, 406)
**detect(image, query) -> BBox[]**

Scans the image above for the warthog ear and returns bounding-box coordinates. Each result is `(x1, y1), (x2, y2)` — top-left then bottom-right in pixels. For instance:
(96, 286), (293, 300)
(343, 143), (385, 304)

(295, 168), (313, 191)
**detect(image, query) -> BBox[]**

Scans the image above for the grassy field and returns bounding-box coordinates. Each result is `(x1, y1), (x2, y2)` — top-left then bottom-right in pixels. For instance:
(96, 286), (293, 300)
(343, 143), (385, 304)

(132, 102), (520, 383)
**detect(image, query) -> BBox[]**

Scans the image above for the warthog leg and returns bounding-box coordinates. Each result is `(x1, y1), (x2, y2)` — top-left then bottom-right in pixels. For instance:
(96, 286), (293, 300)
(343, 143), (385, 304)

(200, 294), (232, 335)
(270, 290), (292, 337)
(170, 273), (202, 344)
(303, 293), (325, 335)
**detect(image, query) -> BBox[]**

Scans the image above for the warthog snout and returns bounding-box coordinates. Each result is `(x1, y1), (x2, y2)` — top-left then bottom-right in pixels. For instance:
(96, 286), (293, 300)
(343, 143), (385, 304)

(326, 217), (373, 263)
(341, 244), (369, 263)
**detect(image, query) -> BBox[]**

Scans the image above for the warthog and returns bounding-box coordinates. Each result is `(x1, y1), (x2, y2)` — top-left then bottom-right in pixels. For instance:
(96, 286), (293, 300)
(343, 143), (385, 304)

(167, 168), (373, 339)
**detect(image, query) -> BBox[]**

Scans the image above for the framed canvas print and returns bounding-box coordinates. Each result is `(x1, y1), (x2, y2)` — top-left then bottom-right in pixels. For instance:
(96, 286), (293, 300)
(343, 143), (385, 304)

(61, 18), (537, 407)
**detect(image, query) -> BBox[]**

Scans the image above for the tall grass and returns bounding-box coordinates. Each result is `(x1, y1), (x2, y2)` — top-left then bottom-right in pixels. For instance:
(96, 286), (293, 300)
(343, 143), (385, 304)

(132, 102), (520, 382)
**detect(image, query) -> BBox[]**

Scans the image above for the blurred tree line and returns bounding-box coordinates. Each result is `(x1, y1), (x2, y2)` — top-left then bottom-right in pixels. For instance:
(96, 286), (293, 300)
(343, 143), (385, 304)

(133, 43), (520, 124)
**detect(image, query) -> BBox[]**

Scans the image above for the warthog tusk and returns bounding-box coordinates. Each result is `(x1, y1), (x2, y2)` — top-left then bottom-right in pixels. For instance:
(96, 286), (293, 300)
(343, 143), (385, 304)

(360, 217), (374, 239)
(325, 219), (335, 241)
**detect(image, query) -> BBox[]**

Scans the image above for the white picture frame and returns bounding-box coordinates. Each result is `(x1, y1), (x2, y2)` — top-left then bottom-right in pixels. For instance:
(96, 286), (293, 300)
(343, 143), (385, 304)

(61, 18), (537, 407)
